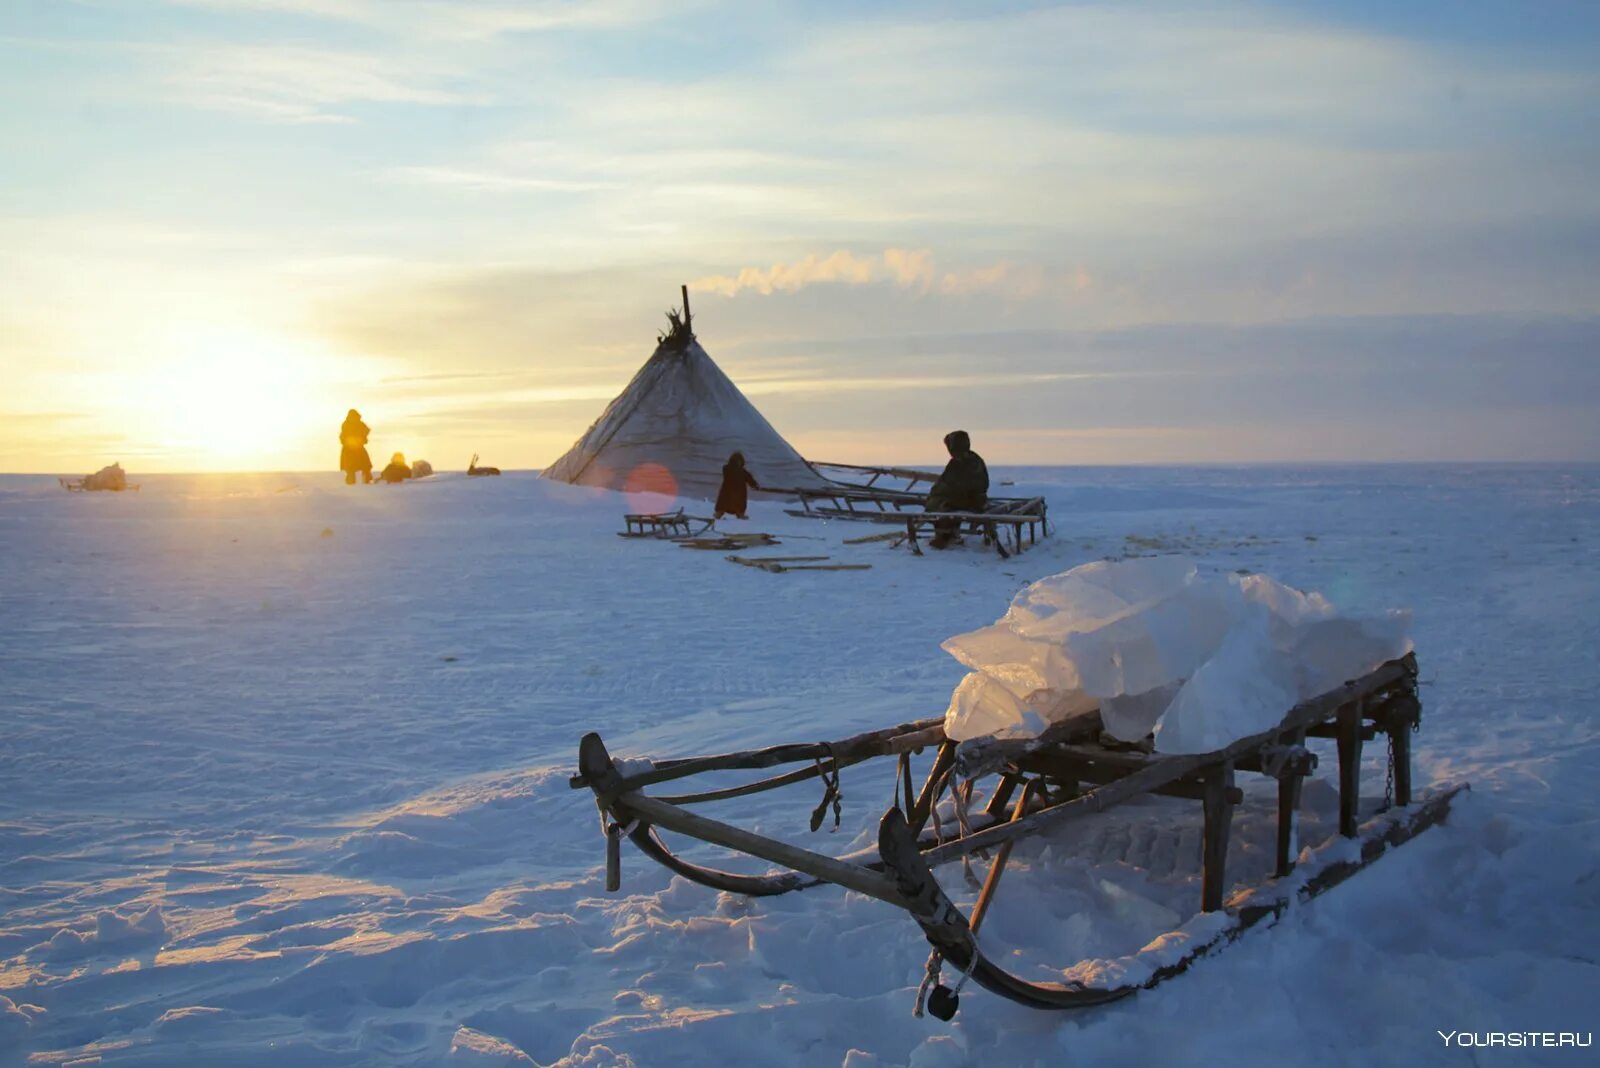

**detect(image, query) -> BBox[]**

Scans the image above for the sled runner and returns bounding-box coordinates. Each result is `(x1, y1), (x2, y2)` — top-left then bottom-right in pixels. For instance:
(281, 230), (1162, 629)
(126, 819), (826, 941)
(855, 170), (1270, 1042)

(59, 477), (140, 492)
(572, 653), (1466, 1018)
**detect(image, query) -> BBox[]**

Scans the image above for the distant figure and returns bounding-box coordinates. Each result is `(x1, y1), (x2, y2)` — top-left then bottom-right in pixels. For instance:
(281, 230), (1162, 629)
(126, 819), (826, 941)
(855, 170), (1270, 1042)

(378, 452), (412, 484)
(925, 430), (989, 549)
(340, 410), (372, 485)
(468, 453), (500, 477)
(714, 451), (759, 521)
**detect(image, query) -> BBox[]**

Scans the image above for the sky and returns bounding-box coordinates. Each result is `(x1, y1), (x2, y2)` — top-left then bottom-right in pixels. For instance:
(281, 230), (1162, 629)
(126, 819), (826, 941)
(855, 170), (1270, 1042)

(1, 0), (1597, 473)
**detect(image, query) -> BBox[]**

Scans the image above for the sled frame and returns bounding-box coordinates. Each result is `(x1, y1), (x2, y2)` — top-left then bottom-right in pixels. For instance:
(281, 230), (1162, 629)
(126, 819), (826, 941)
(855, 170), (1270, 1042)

(572, 654), (1465, 1015)
(619, 509), (715, 539)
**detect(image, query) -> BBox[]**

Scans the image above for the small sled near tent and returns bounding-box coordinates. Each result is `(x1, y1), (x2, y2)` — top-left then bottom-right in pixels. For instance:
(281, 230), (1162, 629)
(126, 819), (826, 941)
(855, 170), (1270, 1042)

(572, 651), (1466, 1018)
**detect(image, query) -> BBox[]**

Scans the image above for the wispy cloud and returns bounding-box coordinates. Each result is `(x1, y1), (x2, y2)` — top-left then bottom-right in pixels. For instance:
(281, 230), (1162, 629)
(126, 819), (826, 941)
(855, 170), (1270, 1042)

(164, 0), (685, 39)
(384, 166), (615, 194)
(168, 45), (489, 122)
(738, 369), (1159, 397)
(692, 249), (1094, 301)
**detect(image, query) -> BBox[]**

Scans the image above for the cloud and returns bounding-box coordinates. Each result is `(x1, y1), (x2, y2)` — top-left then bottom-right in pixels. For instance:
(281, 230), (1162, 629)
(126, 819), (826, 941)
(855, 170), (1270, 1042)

(167, 45), (490, 123)
(693, 248), (1093, 302)
(693, 250), (883, 297)
(737, 369), (1159, 397)
(0, 411), (91, 425)
(163, 0), (686, 39)
(383, 166), (615, 194)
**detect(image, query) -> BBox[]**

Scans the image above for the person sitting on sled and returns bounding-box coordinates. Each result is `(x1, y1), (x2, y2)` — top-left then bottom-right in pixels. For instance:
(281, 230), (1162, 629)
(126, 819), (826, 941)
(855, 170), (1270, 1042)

(925, 430), (989, 549)
(714, 451), (760, 520)
(378, 452), (413, 484)
(339, 409), (372, 485)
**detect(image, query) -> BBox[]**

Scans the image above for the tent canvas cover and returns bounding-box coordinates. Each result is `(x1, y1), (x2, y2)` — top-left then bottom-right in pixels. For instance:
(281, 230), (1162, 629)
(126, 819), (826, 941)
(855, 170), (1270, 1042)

(543, 307), (828, 502)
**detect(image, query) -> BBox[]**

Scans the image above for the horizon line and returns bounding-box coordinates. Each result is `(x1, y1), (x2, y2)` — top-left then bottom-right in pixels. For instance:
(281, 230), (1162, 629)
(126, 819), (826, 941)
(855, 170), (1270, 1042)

(7, 458), (1599, 478)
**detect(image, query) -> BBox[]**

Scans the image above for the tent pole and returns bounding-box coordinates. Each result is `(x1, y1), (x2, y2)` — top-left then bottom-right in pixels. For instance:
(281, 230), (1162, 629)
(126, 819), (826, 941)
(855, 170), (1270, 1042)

(682, 284), (691, 332)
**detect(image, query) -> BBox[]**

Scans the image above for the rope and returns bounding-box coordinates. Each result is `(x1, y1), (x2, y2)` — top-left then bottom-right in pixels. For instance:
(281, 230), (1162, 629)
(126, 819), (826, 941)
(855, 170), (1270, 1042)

(927, 768), (948, 849)
(910, 938), (982, 1017)
(952, 778), (979, 887)
(897, 751), (914, 815)
(809, 742), (843, 833)
(951, 937), (981, 994)
(912, 949), (942, 1017)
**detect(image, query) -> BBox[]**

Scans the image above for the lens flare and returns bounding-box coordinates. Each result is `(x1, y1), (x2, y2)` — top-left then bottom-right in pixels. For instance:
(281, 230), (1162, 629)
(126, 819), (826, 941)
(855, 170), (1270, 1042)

(624, 462), (678, 513)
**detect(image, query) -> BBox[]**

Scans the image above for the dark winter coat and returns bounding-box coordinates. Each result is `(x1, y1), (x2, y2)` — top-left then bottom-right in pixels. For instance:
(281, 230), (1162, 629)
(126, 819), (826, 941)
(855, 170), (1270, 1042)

(926, 439), (989, 514)
(339, 416), (372, 474)
(715, 456), (760, 516)
(378, 460), (412, 484)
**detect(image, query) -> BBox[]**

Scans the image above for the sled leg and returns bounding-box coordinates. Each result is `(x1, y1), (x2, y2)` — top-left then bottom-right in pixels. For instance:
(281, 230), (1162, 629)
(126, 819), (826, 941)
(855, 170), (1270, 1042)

(1273, 735), (1312, 878)
(1337, 704), (1364, 838)
(907, 741), (957, 837)
(987, 521), (1010, 559)
(1390, 712), (1413, 807)
(983, 772), (1022, 819)
(969, 780), (1043, 932)
(1201, 761), (1235, 913)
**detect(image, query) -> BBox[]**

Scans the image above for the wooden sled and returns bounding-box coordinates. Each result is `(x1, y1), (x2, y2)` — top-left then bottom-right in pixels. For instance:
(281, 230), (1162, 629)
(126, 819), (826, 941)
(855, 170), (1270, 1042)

(677, 533), (778, 550)
(786, 495), (1048, 559)
(725, 554), (872, 574)
(572, 654), (1466, 1018)
(618, 509), (715, 539)
(59, 477), (139, 492)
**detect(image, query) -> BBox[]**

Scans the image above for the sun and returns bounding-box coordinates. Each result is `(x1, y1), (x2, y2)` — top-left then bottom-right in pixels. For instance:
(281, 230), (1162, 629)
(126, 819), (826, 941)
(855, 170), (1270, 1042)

(128, 327), (330, 469)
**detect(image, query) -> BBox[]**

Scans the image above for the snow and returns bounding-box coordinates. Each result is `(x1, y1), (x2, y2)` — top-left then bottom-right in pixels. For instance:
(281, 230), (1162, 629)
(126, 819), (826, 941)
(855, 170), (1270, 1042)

(1, 465), (1597, 1066)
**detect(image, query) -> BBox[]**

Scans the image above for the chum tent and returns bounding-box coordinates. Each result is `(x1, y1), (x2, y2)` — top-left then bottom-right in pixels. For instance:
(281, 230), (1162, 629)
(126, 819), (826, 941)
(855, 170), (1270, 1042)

(542, 291), (829, 502)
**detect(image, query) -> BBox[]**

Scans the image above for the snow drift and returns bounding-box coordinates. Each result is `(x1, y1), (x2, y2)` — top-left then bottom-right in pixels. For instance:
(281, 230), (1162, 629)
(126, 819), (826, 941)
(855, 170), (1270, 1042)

(941, 556), (1412, 753)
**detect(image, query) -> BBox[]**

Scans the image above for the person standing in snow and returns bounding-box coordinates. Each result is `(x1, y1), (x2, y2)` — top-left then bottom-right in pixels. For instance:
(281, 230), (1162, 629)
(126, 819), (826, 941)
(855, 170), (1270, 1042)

(339, 410), (372, 485)
(925, 430), (989, 549)
(714, 451), (760, 520)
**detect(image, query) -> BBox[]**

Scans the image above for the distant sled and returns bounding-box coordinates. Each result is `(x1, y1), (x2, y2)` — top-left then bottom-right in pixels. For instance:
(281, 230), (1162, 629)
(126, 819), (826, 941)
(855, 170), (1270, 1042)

(572, 653), (1466, 1019)
(617, 508), (714, 540)
(467, 454), (500, 477)
(60, 462), (138, 492)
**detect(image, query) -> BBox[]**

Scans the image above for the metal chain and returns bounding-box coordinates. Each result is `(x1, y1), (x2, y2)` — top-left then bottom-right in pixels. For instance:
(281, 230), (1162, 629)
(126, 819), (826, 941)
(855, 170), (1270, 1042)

(1384, 728), (1395, 811)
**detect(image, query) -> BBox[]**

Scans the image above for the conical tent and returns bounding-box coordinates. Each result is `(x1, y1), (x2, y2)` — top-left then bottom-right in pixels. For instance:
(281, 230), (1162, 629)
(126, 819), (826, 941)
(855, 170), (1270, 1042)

(542, 332), (827, 502)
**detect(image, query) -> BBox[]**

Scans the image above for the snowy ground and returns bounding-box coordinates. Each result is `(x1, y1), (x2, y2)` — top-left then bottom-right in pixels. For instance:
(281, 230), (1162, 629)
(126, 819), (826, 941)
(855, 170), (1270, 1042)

(1, 465), (1596, 1067)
